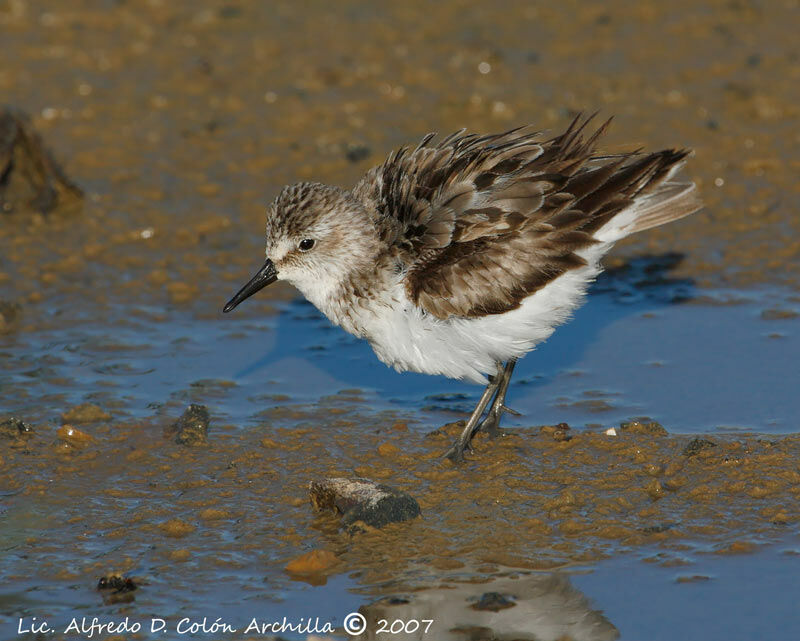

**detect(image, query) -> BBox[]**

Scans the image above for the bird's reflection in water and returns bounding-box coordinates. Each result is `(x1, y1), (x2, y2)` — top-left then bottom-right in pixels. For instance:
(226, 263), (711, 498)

(353, 569), (618, 641)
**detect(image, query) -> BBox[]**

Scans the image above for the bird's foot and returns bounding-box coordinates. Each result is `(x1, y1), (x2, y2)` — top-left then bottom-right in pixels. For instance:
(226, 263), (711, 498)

(477, 403), (521, 438)
(444, 437), (473, 464)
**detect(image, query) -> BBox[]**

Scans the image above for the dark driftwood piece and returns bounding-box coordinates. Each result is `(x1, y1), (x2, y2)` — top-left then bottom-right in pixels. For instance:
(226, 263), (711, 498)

(0, 107), (83, 214)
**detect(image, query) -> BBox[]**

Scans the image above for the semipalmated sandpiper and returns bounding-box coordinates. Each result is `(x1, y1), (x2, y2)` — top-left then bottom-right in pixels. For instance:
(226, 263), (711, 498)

(224, 115), (701, 462)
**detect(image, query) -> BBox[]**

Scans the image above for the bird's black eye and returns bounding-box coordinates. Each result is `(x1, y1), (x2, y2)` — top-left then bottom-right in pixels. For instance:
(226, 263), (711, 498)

(298, 238), (315, 251)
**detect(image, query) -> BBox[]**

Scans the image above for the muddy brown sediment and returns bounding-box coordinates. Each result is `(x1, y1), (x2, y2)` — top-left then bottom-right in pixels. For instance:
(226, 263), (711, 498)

(0, 0), (798, 329)
(2, 403), (797, 590)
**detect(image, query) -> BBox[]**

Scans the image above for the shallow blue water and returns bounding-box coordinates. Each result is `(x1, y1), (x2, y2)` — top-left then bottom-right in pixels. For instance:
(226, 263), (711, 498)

(4, 276), (796, 435)
(573, 542), (800, 641)
(3, 540), (797, 640)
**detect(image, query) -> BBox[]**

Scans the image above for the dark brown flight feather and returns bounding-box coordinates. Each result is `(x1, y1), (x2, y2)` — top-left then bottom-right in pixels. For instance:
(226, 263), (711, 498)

(354, 114), (701, 320)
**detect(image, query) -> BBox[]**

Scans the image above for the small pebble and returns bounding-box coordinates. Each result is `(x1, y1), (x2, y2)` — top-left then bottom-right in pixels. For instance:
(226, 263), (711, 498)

(56, 424), (94, 448)
(0, 417), (33, 439)
(285, 549), (338, 576)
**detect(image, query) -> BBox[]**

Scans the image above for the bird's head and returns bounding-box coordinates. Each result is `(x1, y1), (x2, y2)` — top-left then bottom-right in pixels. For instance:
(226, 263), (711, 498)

(223, 182), (378, 313)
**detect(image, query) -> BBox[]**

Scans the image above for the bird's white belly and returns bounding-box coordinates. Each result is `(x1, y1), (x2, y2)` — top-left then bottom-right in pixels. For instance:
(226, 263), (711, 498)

(355, 251), (605, 384)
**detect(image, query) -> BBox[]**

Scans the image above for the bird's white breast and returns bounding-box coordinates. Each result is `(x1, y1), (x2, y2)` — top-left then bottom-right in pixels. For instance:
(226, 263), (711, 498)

(326, 243), (609, 384)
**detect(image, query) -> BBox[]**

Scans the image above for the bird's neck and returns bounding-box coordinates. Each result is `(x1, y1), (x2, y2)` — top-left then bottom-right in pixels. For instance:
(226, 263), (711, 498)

(305, 249), (399, 339)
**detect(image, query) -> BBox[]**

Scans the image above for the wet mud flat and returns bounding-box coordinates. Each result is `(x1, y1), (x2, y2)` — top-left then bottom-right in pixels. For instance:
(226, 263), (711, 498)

(2, 401), (799, 639)
(1, 0), (800, 638)
(1, 270), (798, 639)
(1, 0), (799, 321)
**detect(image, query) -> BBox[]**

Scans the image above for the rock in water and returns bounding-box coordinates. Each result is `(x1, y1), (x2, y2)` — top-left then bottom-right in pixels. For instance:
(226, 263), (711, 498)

(309, 477), (421, 531)
(0, 107), (83, 214)
(682, 437), (717, 457)
(620, 419), (668, 436)
(166, 404), (210, 446)
(0, 417), (33, 439)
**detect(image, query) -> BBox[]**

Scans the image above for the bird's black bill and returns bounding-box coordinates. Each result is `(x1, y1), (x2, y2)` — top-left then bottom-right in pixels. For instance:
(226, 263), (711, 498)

(222, 258), (278, 313)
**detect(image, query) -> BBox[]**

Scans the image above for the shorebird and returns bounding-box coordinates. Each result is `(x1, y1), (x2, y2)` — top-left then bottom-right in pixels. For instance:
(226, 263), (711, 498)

(223, 115), (701, 462)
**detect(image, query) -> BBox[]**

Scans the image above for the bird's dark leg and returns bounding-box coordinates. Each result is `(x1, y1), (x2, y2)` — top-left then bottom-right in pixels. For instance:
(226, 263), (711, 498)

(444, 368), (501, 464)
(477, 358), (519, 437)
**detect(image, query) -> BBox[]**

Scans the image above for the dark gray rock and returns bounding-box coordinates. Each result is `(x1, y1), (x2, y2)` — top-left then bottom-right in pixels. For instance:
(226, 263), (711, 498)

(309, 477), (420, 531)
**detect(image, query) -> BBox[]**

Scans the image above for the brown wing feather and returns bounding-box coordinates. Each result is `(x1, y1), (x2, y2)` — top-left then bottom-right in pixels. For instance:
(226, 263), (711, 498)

(354, 115), (698, 320)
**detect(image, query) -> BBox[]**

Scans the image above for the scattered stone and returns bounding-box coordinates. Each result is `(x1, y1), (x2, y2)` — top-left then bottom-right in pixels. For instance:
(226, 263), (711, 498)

(97, 575), (138, 592)
(166, 404), (210, 445)
(56, 425), (94, 448)
(540, 423), (572, 441)
(643, 462), (663, 477)
(683, 437), (717, 457)
(620, 420), (668, 436)
(284, 549), (339, 577)
(0, 107), (83, 214)
(470, 592), (516, 612)
(309, 478), (421, 531)
(645, 479), (665, 500)
(553, 427), (571, 442)
(61, 402), (111, 425)
(97, 575), (138, 605)
(0, 417), (33, 439)
(0, 300), (21, 333)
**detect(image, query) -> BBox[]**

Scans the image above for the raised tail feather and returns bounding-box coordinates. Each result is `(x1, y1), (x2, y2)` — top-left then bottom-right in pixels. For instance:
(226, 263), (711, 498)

(595, 151), (703, 243)
(627, 180), (702, 234)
